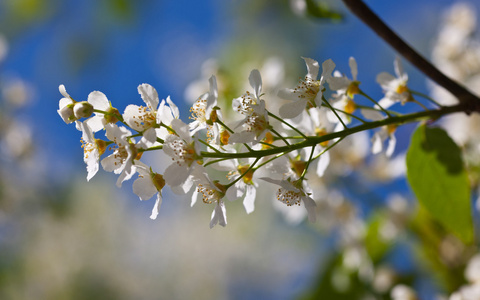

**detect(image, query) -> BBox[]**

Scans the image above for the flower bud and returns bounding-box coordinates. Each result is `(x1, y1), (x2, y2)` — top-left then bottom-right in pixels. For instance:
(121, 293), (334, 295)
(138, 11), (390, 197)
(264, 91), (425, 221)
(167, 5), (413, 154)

(105, 107), (120, 124)
(58, 98), (76, 124)
(73, 101), (94, 119)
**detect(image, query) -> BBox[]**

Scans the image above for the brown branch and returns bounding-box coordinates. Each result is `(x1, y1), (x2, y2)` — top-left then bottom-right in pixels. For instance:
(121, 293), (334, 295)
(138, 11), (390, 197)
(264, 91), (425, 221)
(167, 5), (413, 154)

(341, 0), (480, 112)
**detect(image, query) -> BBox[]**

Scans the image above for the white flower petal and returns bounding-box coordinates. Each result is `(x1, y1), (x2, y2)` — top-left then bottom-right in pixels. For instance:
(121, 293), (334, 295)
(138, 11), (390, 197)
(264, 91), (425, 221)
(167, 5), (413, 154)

(316, 150), (330, 177)
(150, 193), (162, 220)
(328, 76), (350, 91)
(133, 176), (157, 201)
(279, 99), (308, 119)
(138, 83), (159, 111)
(321, 59), (336, 80)
(386, 133), (396, 158)
(210, 201), (227, 228)
(166, 96), (179, 119)
(87, 91), (110, 111)
(349, 57), (358, 80)
(101, 153), (120, 172)
(248, 69), (262, 99)
(371, 132), (383, 154)
(243, 184), (256, 214)
(361, 109), (384, 121)
(277, 88), (299, 101)
(302, 196), (317, 223)
(59, 84), (71, 99)
(164, 163), (190, 187)
(302, 57), (319, 79)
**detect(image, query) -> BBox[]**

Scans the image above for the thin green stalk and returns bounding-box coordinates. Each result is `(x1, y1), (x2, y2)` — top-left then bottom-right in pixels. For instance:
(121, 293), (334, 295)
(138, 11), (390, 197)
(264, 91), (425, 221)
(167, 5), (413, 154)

(253, 152), (289, 171)
(138, 145), (163, 152)
(225, 157), (261, 190)
(199, 139), (222, 153)
(204, 157), (233, 167)
(270, 128), (289, 145)
(299, 145), (316, 181)
(268, 112), (308, 139)
(216, 119), (234, 133)
(321, 104), (367, 124)
(322, 97), (348, 129)
(355, 104), (400, 116)
(410, 90), (443, 107)
(359, 90), (393, 117)
(312, 136), (345, 161)
(259, 141), (279, 148)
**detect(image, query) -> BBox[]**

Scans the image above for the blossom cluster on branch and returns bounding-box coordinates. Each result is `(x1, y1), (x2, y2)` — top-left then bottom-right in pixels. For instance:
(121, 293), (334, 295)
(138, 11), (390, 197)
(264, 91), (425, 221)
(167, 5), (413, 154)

(57, 56), (440, 228)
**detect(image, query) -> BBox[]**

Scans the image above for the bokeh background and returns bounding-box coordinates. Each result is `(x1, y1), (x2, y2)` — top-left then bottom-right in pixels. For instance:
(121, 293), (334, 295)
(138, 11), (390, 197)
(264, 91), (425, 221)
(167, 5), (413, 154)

(1, 0), (480, 299)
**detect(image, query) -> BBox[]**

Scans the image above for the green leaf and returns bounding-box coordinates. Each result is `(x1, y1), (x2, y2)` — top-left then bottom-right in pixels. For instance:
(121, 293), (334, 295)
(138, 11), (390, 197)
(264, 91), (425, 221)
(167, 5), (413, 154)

(406, 124), (473, 243)
(305, 0), (343, 21)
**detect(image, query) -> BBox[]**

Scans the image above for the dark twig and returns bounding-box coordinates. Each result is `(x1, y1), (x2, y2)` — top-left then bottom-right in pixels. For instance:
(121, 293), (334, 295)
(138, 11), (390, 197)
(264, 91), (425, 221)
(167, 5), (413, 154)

(341, 0), (480, 113)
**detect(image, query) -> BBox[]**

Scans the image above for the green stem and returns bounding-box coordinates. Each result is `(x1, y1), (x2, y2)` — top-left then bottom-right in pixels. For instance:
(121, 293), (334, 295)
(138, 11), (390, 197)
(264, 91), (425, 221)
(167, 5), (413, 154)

(268, 112), (308, 139)
(312, 136), (345, 161)
(322, 97), (348, 129)
(270, 128), (289, 145)
(225, 157), (261, 190)
(359, 90), (392, 117)
(138, 145), (163, 152)
(410, 90), (443, 107)
(355, 104), (400, 116)
(199, 139), (222, 153)
(321, 104), (367, 124)
(216, 119), (234, 133)
(299, 145), (316, 181)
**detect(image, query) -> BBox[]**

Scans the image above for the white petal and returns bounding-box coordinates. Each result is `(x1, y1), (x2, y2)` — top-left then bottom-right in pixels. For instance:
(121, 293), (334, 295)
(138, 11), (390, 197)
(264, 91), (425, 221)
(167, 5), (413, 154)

(376, 72), (396, 87)
(101, 153), (120, 172)
(349, 57), (358, 80)
(321, 59), (336, 81)
(302, 196), (317, 223)
(150, 193), (162, 220)
(171, 119), (191, 142)
(210, 201), (227, 228)
(394, 57), (404, 78)
(248, 69), (262, 99)
(138, 83), (159, 111)
(243, 184), (256, 214)
(377, 97), (396, 110)
(277, 88), (299, 101)
(116, 160), (136, 187)
(328, 76), (350, 91)
(361, 109), (384, 121)
(87, 91), (110, 111)
(166, 96), (179, 119)
(164, 163), (190, 187)
(302, 57), (319, 79)
(157, 100), (171, 125)
(85, 115), (105, 133)
(208, 75), (219, 106)
(316, 150), (330, 177)
(226, 185), (238, 202)
(386, 134), (396, 158)
(123, 104), (145, 131)
(59, 84), (71, 99)
(228, 131), (256, 144)
(371, 132), (383, 154)
(133, 176), (157, 201)
(279, 99), (308, 119)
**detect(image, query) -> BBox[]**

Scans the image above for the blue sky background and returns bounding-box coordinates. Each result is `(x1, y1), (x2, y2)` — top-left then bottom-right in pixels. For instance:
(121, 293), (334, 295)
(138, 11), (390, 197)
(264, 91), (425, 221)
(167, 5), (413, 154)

(2, 1), (480, 298)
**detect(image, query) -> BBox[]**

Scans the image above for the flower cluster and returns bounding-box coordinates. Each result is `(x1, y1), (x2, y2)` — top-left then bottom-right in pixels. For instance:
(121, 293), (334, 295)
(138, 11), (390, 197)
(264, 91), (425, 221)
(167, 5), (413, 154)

(58, 56), (425, 228)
